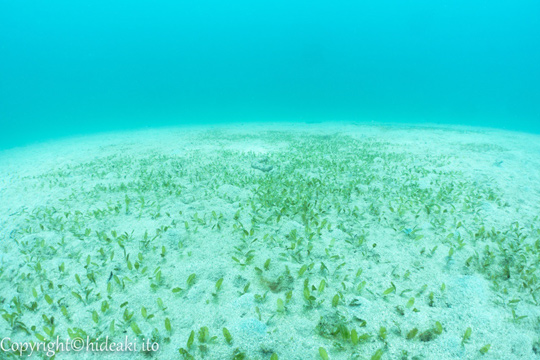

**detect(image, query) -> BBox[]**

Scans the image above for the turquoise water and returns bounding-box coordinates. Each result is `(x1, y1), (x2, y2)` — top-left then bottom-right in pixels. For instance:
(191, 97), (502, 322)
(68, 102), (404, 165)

(1, 0), (539, 148)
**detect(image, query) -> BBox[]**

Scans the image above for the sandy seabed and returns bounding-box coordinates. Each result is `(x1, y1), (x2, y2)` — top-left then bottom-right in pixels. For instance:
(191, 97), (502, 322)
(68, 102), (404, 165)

(0, 122), (539, 360)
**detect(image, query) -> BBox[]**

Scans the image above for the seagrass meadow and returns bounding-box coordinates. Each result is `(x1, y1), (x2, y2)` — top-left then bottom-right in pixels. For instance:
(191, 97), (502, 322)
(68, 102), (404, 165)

(1, 123), (540, 360)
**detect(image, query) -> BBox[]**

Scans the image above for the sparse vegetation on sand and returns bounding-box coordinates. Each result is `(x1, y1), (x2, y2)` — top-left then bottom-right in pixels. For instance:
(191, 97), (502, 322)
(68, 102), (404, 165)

(0, 125), (539, 359)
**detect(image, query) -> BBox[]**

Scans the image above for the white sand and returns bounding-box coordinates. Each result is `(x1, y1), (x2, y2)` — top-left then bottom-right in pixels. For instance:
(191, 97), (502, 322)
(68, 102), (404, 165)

(0, 122), (539, 359)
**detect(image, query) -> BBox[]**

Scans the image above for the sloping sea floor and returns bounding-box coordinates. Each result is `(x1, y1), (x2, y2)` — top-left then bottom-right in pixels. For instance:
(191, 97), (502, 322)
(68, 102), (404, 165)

(0, 122), (539, 359)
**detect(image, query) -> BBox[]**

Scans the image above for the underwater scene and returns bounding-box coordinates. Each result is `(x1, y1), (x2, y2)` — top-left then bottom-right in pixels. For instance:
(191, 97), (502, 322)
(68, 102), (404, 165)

(1, 1), (540, 360)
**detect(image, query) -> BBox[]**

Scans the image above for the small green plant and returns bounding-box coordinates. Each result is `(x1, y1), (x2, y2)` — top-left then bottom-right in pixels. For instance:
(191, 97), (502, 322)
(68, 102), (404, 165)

(371, 348), (384, 360)
(231, 250), (255, 267)
(232, 348), (246, 359)
(186, 330), (195, 349)
(434, 321), (443, 335)
(303, 285), (320, 308)
(378, 326), (387, 342)
(332, 294), (339, 307)
(298, 264), (308, 277)
(197, 326), (216, 343)
(447, 247), (455, 260)
(241, 282), (251, 295)
(101, 300), (110, 313)
(382, 282), (396, 296)
(255, 306), (262, 321)
(187, 273), (196, 287)
(318, 279), (326, 294)
(123, 307), (134, 323)
(351, 328), (359, 345)
(92, 310), (99, 324)
(223, 327), (233, 344)
(461, 327), (472, 346)
(131, 322), (142, 336)
(418, 322), (443, 342)
(44, 294), (53, 305)
(61, 305), (70, 319)
(479, 344), (491, 355)
(406, 328), (418, 340)
(406, 297), (415, 309)
(428, 292), (435, 306)
(43, 325), (55, 338)
(319, 347), (329, 360)
(277, 298), (285, 313)
(511, 309), (527, 323)
(157, 298), (167, 311)
(254, 291), (268, 303)
(213, 278), (224, 297)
